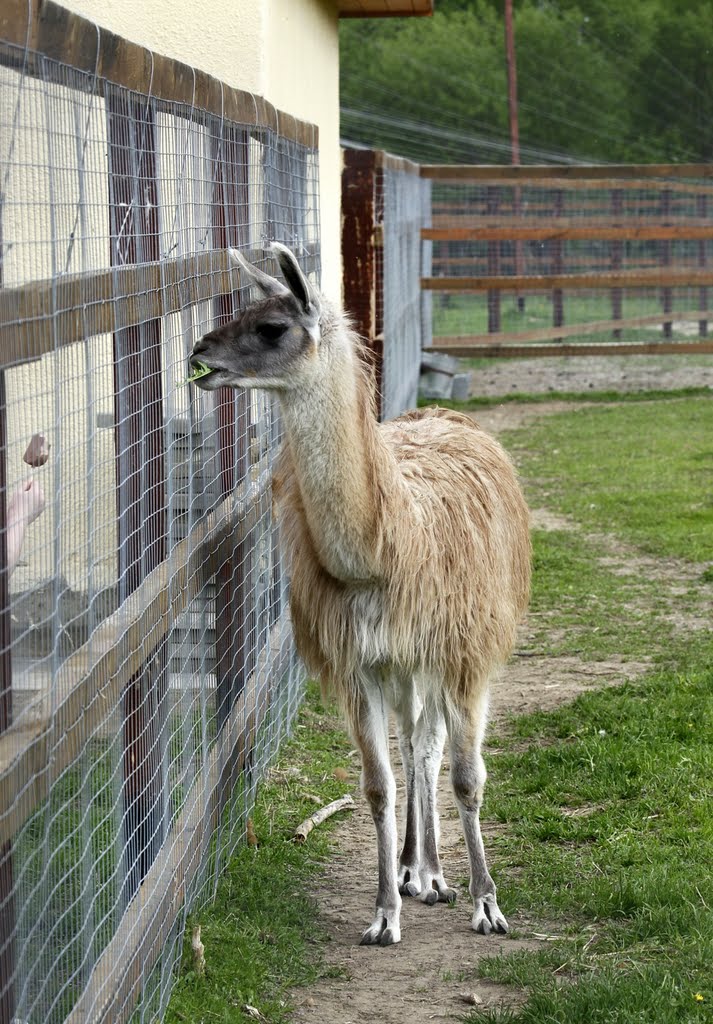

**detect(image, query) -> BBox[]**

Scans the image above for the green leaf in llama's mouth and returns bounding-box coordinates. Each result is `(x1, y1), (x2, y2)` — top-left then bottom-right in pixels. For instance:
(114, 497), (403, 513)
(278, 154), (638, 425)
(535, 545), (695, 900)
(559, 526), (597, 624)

(178, 360), (214, 387)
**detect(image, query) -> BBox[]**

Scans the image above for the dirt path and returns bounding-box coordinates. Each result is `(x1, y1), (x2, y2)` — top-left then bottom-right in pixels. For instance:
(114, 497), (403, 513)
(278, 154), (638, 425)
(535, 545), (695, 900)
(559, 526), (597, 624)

(291, 654), (644, 1024)
(289, 395), (711, 1024)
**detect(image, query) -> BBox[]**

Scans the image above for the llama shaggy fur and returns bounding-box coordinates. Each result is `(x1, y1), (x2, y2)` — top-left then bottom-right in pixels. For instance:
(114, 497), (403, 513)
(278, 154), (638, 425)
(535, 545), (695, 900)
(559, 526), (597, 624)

(191, 244), (531, 945)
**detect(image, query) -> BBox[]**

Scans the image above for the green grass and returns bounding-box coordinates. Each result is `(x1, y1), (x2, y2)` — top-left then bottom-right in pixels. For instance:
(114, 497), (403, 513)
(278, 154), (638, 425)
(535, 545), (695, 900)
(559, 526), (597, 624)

(469, 663), (713, 1024)
(164, 684), (354, 1023)
(508, 395), (713, 562)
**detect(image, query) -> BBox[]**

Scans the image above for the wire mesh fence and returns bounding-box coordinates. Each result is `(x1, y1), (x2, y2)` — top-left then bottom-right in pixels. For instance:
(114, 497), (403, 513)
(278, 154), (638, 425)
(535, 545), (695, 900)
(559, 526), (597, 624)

(379, 158), (431, 421)
(422, 165), (713, 357)
(0, 5), (319, 1022)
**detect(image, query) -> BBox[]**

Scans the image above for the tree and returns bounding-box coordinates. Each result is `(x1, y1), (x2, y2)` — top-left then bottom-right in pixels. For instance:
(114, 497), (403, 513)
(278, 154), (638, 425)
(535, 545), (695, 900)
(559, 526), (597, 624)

(340, 0), (710, 164)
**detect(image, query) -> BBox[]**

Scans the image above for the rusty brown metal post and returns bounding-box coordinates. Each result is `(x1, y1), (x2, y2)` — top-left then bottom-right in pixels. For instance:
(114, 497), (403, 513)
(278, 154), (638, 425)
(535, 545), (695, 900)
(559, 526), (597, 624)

(342, 148), (384, 418)
(504, 0), (525, 312)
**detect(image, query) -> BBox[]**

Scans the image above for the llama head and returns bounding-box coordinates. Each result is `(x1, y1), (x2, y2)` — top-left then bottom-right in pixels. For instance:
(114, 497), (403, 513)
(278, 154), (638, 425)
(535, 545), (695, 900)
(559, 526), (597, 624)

(189, 244), (323, 392)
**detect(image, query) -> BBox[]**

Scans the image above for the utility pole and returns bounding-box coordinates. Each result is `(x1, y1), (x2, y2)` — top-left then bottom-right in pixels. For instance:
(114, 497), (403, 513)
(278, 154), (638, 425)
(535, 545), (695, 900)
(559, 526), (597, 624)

(504, 0), (520, 166)
(504, 0), (525, 310)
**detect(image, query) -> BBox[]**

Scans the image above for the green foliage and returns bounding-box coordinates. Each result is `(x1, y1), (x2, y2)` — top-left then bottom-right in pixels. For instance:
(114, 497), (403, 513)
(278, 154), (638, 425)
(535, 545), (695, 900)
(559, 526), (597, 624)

(340, 1), (713, 162)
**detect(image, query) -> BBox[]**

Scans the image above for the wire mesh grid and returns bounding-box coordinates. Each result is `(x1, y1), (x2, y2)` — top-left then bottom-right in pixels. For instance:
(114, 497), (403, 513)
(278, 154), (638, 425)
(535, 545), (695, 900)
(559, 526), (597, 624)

(428, 175), (713, 347)
(378, 160), (431, 422)
(0, 25), (318, 1024)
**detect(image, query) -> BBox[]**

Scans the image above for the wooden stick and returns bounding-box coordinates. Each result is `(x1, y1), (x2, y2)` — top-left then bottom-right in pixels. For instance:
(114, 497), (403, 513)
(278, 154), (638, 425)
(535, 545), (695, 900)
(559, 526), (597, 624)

(293, 795), (355, 843)
(191, 926), (205, 976)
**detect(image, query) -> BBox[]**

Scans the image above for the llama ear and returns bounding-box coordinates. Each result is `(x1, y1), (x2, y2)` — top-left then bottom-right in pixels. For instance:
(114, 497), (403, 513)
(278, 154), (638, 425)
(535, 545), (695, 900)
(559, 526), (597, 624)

(270, 242), (320, 316)
(228, 247), (290, 299)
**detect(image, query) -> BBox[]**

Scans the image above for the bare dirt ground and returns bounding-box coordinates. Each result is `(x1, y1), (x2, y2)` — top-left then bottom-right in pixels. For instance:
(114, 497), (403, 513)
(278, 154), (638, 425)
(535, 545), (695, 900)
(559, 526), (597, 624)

(290, 359), (712, 1024)
(467, 352), (713, 398)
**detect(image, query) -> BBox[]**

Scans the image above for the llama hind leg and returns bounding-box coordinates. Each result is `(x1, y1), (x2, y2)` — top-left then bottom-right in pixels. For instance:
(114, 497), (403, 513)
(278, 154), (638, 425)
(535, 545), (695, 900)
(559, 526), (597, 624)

(413, 702), (456, 904)
(449, 694), (508, 934)
(353, 684), (402, 946)
(393, 676), (422, 896)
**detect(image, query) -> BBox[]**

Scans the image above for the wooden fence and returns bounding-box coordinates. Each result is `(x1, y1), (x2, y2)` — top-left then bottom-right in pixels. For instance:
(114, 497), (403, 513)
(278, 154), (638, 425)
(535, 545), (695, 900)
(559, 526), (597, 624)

(0, 3), (317, 1022)
(421, 163), (713, 358)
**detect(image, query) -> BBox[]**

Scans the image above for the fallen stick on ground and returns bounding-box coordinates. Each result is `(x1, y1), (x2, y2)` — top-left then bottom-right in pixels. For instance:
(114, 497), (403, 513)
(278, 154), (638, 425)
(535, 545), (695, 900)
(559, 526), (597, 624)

(191, 925), (205, 976)
(293, 794), (355, 844)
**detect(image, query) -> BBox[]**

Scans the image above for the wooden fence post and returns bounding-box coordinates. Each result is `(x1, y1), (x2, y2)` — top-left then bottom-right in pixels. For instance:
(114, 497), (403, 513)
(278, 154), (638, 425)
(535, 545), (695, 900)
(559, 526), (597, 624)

(611, 188), (623, 338)
(211, 124), (255, 735)
(0, 369), (15, 1024)
(697, 192), (708, 337)
(107, 87), (168, 904)
(661, 186), (673, 338)
(552, 188), (564, 337)
(486, 185), (501, 334)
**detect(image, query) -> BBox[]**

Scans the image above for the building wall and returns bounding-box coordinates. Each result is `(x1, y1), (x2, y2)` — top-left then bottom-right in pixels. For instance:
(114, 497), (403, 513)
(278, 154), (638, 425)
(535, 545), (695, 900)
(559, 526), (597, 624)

(60, 0), (342, 298)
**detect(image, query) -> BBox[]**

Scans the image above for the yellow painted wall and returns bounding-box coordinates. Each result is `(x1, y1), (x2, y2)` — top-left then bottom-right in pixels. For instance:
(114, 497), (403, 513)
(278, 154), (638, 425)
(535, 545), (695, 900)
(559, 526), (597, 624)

(60, 0), (342, 298)
(2, 1), (341, 598)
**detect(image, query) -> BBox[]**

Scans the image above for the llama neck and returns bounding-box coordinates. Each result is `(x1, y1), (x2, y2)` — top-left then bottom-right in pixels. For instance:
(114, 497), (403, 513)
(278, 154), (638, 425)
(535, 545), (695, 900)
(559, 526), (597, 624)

(277, 329), (389, 582)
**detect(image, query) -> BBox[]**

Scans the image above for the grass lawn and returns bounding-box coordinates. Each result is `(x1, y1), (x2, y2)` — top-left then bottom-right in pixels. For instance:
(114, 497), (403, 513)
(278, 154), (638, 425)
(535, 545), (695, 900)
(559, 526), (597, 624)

(165, 391), (712, 1023)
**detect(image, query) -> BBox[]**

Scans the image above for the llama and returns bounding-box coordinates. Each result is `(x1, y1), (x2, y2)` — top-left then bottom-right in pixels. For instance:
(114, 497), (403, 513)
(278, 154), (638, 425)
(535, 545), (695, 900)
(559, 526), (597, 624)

(190, 244), (531, 945)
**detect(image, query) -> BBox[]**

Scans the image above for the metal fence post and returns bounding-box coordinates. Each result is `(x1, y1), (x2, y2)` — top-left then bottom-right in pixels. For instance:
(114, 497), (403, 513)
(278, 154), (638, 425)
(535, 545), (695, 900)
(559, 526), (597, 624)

(342, 148), (383, 418)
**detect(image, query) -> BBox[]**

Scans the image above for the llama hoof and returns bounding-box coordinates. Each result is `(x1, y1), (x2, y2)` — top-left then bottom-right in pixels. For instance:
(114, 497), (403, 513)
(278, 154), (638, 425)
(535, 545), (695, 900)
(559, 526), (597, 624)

(472, 895), (508, 935)
(418, 875), (457, 905)
(379, 926), (400, 946)
(360, 915), (401, 946)
(398, 865), (421, 897)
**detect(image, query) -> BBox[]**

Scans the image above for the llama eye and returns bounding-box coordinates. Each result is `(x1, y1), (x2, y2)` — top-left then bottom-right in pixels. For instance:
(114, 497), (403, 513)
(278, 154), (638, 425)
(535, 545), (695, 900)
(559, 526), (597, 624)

(258, 322), (288, 343)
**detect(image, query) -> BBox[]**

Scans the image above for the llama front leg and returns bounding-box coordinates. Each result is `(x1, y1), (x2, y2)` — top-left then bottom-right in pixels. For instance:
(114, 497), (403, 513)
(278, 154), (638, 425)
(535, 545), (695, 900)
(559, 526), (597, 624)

(413, 704), (456, 904)
(353, 686), (402, 946)
(449, 699), (508, 935)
